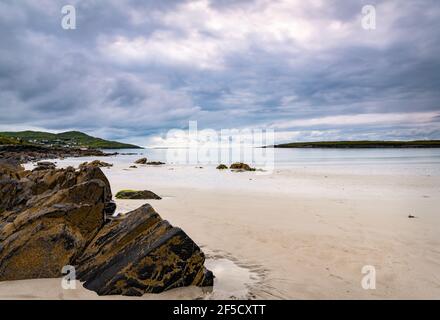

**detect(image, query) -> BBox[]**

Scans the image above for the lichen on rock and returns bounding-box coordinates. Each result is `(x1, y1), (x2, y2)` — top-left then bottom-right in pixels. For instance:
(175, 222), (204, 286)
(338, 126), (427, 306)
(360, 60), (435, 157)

(134, 157), (147, 164)
(115, 190), (161, 200)
(0, 161), (213, 295)
(76, 204), (213, 295)
(229, 162), (256, 171)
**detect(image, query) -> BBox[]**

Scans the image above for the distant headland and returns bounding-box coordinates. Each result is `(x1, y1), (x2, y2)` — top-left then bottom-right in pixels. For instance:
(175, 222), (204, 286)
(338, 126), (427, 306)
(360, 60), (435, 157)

(267, 140), (440, 148)
(0, 130), (142, 149)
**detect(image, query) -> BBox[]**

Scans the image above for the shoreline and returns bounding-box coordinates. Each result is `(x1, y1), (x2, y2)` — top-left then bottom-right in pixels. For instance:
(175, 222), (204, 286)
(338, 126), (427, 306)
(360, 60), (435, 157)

(1, 157), (437, 299)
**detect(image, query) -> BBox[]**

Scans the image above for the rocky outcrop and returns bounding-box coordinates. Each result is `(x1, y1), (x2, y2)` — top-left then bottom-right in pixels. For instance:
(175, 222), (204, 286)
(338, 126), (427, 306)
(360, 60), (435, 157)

(0, 161), (27, 212)
(35, 161), (56, 170)
(216, 164), (228, 170)
(76, 204), (212, 295)
(135, 157), (148, 164)
(0, 161), (213, 295)
(0, 145), (116, 165)
(79, 160), (113, 168)
(115, 190), (162, 200)
(0, 165), (110, 281)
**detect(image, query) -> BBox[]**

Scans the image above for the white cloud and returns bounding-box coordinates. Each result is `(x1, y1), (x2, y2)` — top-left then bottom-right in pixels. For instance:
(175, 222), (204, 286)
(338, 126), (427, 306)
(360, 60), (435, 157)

(98, 0), (365, 69)
(272, 111), (440, 129)
(99, 0), (420, 71)
(101, 31), (226, 70)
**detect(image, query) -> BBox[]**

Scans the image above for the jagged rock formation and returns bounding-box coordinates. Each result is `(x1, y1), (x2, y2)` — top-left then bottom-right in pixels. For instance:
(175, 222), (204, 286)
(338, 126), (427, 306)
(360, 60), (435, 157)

(0, 145), (115, 165)
(0, 161), (213, 295)
(0, 163), (112, 281)
(76, 204), (212, 295)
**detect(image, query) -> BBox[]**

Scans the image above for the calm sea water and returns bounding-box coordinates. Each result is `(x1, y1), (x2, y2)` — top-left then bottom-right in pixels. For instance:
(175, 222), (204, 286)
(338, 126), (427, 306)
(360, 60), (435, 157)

(100, 148), (440, 176)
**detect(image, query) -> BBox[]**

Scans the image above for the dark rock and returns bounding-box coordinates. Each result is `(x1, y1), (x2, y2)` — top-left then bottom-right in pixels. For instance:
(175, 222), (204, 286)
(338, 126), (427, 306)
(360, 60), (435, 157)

(147, 161), (165, 165)
(0, 162), (212, 296)
(129, 165), (137, 168)
(0, 170), (107, 281)
(79, 160), (113, 168)
(115, 190), (162, 200)
(229, 162), (256, 171)
(36, 161), (56, 166)
(76, 204), (213, 295)
(104, 201), (117, 215)
(135, 157), (148, 164)
(216, 164), (228, 170)
(0, 161), (27, 211)
(0, 145), (114, 165)
(34, 161), (56, 171)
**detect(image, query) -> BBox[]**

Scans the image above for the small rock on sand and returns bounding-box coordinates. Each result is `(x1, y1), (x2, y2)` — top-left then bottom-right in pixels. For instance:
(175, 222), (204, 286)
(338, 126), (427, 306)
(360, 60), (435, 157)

(230, 162), (256, 171)
(134, 157), (148, 164)
(79, 160), (113, 168)
(115, 189), (162, 200)
(147, 161), (165, 165)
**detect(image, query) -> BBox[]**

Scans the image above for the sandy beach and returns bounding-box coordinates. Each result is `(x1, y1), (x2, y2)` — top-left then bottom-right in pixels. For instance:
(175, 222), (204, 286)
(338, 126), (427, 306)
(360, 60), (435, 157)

(2, 0), (440, 307)
(1, 152), (439, 300)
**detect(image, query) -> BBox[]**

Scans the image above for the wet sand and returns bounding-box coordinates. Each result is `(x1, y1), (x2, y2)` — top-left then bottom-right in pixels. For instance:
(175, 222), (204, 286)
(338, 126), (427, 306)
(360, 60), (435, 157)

(1, 161), (440, 299)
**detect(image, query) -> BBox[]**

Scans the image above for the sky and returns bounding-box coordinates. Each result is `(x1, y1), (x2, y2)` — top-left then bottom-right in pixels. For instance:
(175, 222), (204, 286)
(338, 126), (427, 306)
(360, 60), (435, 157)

(1, 0), (439, 147)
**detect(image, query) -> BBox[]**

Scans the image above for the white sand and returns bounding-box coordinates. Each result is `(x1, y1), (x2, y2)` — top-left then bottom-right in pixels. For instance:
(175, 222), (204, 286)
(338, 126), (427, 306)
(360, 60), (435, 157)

(2, 159), (439, 299)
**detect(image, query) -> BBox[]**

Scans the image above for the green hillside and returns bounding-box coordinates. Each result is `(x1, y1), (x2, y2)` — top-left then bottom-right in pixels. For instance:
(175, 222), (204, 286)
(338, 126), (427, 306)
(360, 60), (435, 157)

(0, 136), (24, 145)
(0, 131), (142, 149)
(271, 140), (440, 148)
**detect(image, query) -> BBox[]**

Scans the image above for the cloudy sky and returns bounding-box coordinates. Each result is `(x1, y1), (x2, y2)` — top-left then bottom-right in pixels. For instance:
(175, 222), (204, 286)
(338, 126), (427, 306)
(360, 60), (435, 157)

(1, 0), (439, 146)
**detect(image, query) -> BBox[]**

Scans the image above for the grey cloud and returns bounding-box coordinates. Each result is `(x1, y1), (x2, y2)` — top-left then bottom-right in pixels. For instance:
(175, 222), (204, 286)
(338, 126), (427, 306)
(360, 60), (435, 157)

(0, 0), (439, 143)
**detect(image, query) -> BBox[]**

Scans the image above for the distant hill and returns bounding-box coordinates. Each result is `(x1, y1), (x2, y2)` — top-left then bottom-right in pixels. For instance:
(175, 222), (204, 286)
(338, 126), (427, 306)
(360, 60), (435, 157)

(270, 140), (440, 148)
(0, 136), (23, 145)
(0, 131), (142, 149)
